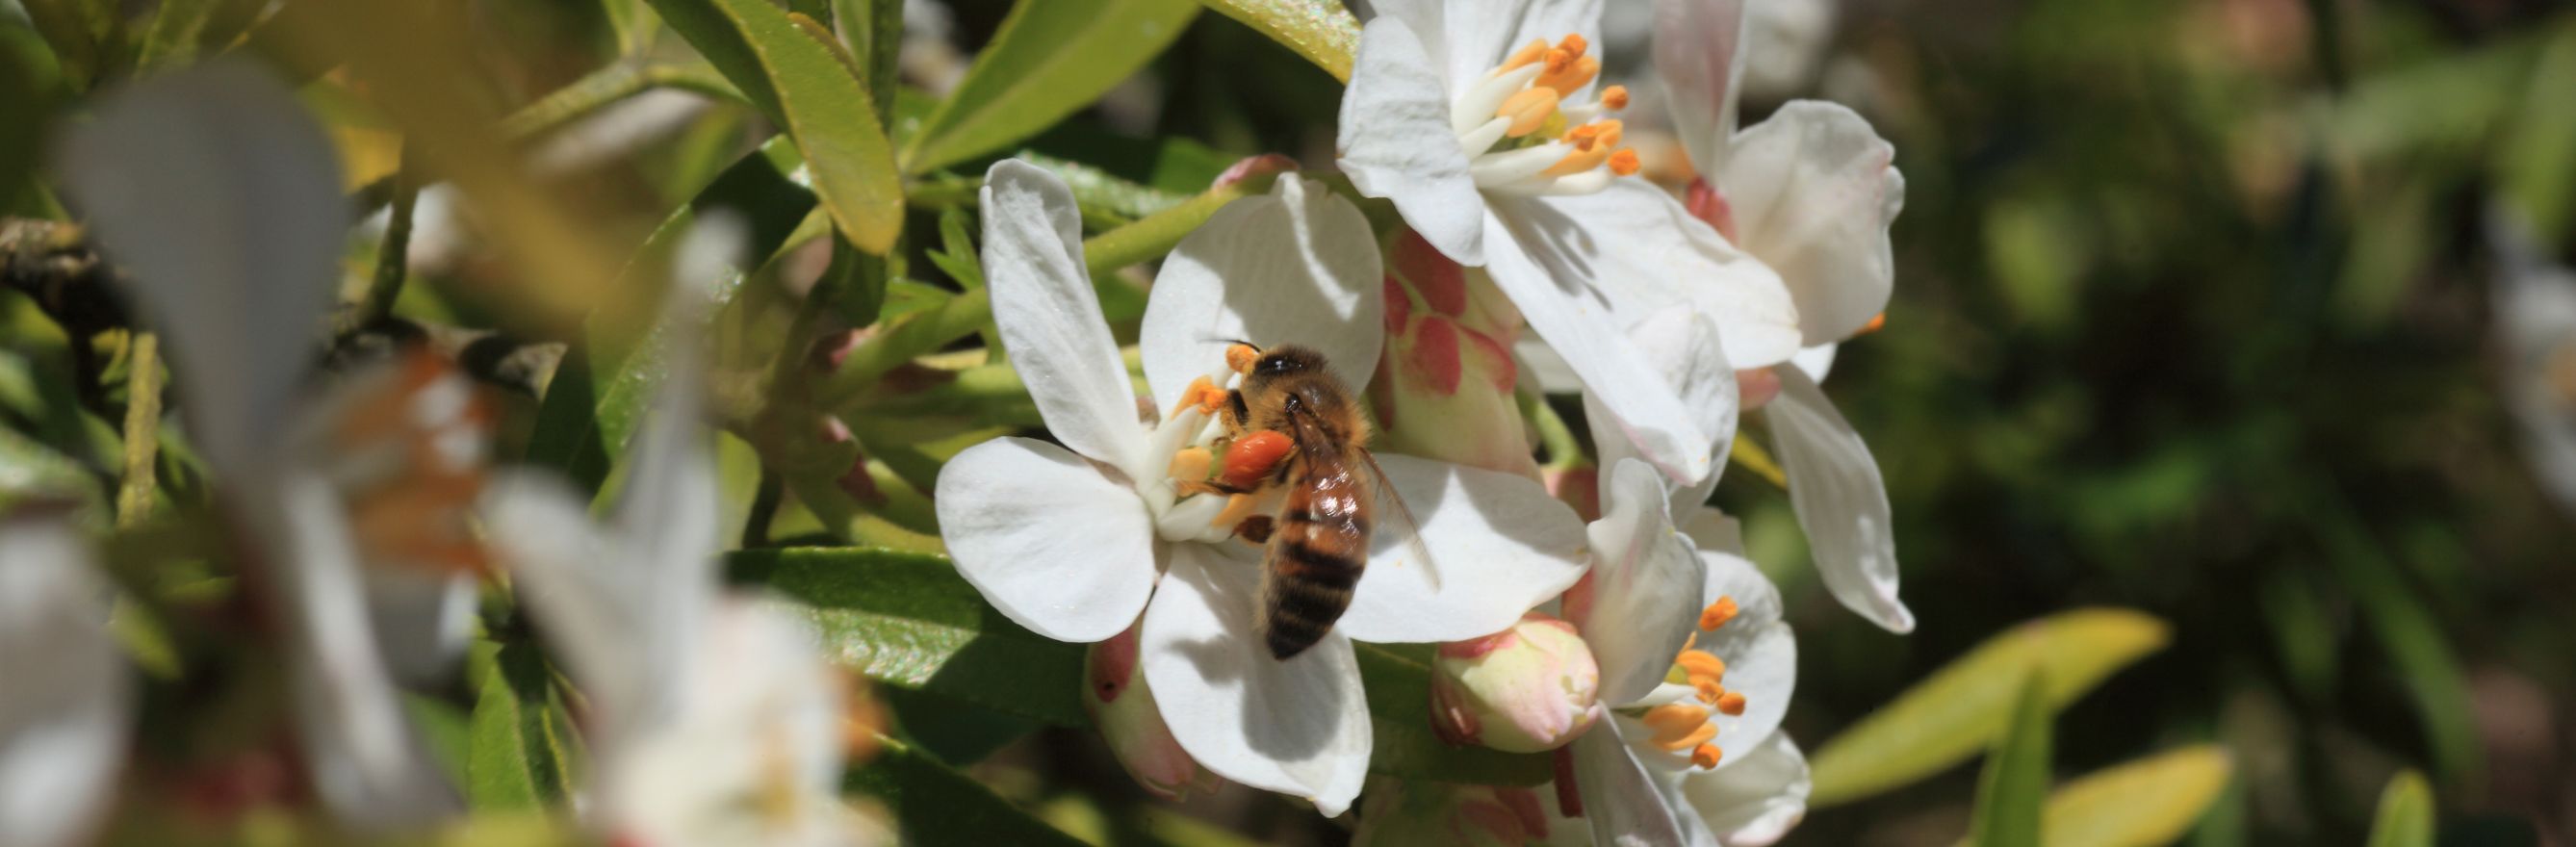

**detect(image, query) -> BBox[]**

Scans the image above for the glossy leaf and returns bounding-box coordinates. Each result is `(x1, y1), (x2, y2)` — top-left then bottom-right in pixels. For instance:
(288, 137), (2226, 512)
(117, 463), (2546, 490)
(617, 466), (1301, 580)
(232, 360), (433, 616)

(465, 640), (580, 810)
(900, 0), (1200, 174)
(2366, 770), (2435, 847)
(648, 0), (904, 252)
(1354, 644), (1552, 785)
(1199, 0), (1360, 82)
(1967, 669), (2049, 847)
(2036, 746), (2235, 847)
(844, 736), (1089, 847)
(724, 547), (1089, 727)
(1809, 608), (2170, 807)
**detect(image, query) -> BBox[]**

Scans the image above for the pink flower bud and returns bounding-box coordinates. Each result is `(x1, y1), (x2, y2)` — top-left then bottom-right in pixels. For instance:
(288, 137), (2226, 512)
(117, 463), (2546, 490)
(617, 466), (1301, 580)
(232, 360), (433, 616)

(1370, 228), (1537, 478)
(1354, 780), (1552, 847)
(1084, 622), (1218, 801)
(1429, 612), (1601, 754)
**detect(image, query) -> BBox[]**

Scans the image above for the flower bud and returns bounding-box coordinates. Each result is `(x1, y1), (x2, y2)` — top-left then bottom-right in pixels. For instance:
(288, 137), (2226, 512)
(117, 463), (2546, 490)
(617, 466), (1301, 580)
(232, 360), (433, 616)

(1353, 779), (1553, 847)
(1430, 612), (1601, 753)
(1370, 227), (1537, 477)
(1085, 622), (1218, 800)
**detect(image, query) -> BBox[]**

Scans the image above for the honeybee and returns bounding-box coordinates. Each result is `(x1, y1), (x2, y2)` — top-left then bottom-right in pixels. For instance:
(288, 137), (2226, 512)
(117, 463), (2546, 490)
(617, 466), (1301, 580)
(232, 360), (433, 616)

(1180, 343), (1430, 660)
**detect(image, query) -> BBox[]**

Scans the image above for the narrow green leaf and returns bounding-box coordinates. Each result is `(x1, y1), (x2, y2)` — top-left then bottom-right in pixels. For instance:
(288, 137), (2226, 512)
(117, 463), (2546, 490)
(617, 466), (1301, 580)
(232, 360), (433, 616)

(466, 640), (580, 810)
(1809, 608), (2170, 807)
(1353, 644), (1551, 785)
(648, 0), (904, 253)
(2324, 516), (2481, 786)
(1198, 0), (1359, 82)
(525, 139), (811, 497)
(135, 0), (264, 70)
(1968, 669), (2050, 847)
(20, 0), (110, 89)
(845, 737), (1089, 847)
(2366, 771), (2436, 847)
(900, 0), (1200, 174)
(2038, 746), (2234, 847)
(725, 547), (1089, 727)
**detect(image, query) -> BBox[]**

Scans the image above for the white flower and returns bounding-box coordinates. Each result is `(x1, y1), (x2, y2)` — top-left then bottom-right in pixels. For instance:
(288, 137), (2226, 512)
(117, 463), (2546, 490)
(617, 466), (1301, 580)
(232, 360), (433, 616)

(1552, 460), (1798, 846)
(481, 261), (871, 846)
(55, 59), (461, 826)
(1335, 0), (1801, 484)
(1654, 0), (1914, 632)
(935, 161), (1590, 816)
(2490, 211), (2576, 516)
(0, 513), (130, 847)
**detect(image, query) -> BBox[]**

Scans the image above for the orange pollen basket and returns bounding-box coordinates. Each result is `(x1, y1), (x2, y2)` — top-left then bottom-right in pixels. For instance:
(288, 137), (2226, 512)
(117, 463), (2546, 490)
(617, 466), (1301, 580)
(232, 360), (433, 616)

(1224, 343), (1262, 375)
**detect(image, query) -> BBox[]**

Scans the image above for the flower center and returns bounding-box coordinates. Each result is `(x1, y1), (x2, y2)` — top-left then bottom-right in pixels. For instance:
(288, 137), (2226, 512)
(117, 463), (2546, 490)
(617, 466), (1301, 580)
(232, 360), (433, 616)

(1450, 35), (1638, 197)
(1643, 596), (1746, 769)
(1145, 346), (1288, 545)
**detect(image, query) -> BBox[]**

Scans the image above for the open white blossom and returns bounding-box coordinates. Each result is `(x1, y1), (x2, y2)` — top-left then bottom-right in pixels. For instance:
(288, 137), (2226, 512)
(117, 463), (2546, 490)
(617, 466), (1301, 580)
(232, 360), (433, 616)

(1655, 0), (1913, 632)
(2490, 212), (2576, 516)
(1336, 0), (1800, 484)
(55, 59), (461, 826)
(936, 161), (1590, 815)
(0, 515), (130, 847)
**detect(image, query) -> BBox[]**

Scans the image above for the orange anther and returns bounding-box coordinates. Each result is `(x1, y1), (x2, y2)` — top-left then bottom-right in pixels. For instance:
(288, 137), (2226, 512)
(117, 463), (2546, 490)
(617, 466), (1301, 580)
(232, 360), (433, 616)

(1676, 650), (1726, 682)
(1656, 720), (1718, 753)
(1542, 48), (1574, 76)
(1500, 38), (1551, 72)
(1168, 447), (1213, 482)
(1225, 344), (1262, 375)
(1173, 375), (1224, 418)
(1641, 702), (1710, 735)
(1496, 88), (1561, 137)
(1222, 430), (1296, 490)
(1608, 148), (1641, 176)
(1558, 33), (1588, 58)
(1698, 596), (1739, 631)
(1860, 312), (1889, 335)
(1562, 122), (1603, 147)
(1693, 678), (1727, 705)
(1593, 118), (1624, 148)
(1540, 55), (1600, 96)
(1599, 85), (1630, 110)
(1690, 743), (1724, 769)
(1541, 142), (1612, 177)
(1210, 491), (1265, 531)
(1715, 691), (1748, 717)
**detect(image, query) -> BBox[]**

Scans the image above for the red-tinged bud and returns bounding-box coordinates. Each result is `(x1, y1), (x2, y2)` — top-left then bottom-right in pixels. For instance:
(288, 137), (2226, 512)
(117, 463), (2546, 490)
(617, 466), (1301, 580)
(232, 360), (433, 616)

(1084, 622), (1220, 801)
(1373, 227), (1536, 478)
(1214, 154), (1300, 190)
(1429, 613), (1601, 754)
(1738, 366), (1783, 411)
(1353, 780), (1553, 847)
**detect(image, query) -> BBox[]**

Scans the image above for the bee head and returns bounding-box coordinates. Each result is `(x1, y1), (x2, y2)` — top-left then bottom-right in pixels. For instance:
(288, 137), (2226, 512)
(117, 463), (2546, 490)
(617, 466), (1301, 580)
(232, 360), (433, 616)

(1251, 345), (1329, 378)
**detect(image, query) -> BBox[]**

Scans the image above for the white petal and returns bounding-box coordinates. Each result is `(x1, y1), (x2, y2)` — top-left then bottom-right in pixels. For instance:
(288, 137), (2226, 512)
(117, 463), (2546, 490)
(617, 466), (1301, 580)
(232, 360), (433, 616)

(1336, 454), (1588, 643)
(1788, 344), (1839, 383)
(1652, 0), (1749, 175)
(0, 516), (128, 847)
(614, 601), (856, 846)
(360, 569), (477, 688)
(1439, 0), (1603, 95)
(483, 471), (670, 734)
(1689, 551), (1794, 765)
(981, 160), (1150, 479)
(1719, 101), (1904, 345)
(1498, 184), (1803, 369)
(935, 438), (1158, 644)
(256, 471), (459, 825)
(54, 59), (346, 477)
(1572, 723), (1690, 847)
(1678, 733), (1810, 846)
(1141, 545), (1370, 816)
(1585, 309), (1738, 500)
(1677, 506), (1741, 555)
(1142, 175), (1385, 411)
(1767, 367), (1913, 633)
(1513, 336), (1582, 394)
(609, 354), (721, 661)
(1581, 460), (1705, 706)
(1338, 18), (1487, 265)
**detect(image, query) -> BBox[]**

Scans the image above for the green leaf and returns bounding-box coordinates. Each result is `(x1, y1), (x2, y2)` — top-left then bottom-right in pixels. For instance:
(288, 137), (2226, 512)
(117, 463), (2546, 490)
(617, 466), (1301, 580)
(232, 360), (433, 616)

(648, 0), (904, 252)
(2366, 770), (2435, 847)
(1809, 608), (2170, 807)
(135, 0), (264, 70)
(725, 547), (1089, 727)
(525, 138), (811, 497)
(844, 737), (1089, 847)
(2323, 515), (2481, 786)
(2037, 746), (2234, 847)
(2497, 24), (2576, 256)
(20, 0), (113, 90)
(900, 0), (1200, 175)
(1353, 644), (1551, 785)
(1199, 0), (1360, 82)
(1967, 669), (2050, 847)
(466, 639), (581, 810)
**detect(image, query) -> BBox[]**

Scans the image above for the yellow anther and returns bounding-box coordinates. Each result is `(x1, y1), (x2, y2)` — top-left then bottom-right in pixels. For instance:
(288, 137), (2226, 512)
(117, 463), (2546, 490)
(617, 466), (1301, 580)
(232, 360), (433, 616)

(1609, 148), (1641, 176)
(1698, 597), (1739, 631)
(1676, 650), (1726, 683)
(1692, 678), (1727, 705)
(1541, 48), (1575, 77)
(1690, 743), (1724, 769)
(1210, 492), (1264, 529)
(1642, 703), (1715, 751)
(1496, 88), (1561, 137)
(1561, 122), (1603, 147)
(1715, 691), (1748, 717)
(1225, 344), (1261, 375)
(1599, 85), (1630, 111)
(1169, 447), (1213, 482)
(1593, 118), (1625, 149)
(1499, 38), (1551, 73)
(1557, 33), (1588, 58)
(1173, 375), (1224, 418)
(1541, 141), (1613, 177)
(1540, 55), (1600, 96)
(1659, 721), (1718, 753)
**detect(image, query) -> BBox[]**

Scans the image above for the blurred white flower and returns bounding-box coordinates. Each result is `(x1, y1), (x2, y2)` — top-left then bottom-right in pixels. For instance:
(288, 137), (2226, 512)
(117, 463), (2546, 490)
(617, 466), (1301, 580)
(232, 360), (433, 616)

(935, 160), (1589, 816)
(1337, 0), (1800, 484)
(1655, 0), (1914, 632)
(0, 513), (129, 847)
(55, 58), (462, 826)
(2489, 212), (2576, 516)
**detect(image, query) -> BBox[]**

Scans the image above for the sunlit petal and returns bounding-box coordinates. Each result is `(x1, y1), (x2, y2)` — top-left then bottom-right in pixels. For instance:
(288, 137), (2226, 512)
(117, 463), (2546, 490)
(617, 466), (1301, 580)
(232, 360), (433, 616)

(1719, 101), (1904, 345)
(1142, 175), (1385, 411)
(1337, 454), (1588, 643)
(937, 438), (1159, 644)
(0, 516), (129, 847)
(982, 160), (1151, 478)
(1768, 367), (1914, 632)
(1340, 17), (1488, 265)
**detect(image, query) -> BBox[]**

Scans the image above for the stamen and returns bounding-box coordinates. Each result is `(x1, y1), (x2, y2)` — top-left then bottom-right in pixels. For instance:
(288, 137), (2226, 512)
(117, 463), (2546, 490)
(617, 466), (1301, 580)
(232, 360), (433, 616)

(1209, 492), (1265, 531)
(1540, 142), (1613, 178)
(1496, 88), (1561, 138)
(1698, 597), (1739, 631)
(1693, 678), (1726, 705)
(1539, 56), (1600, 96)
(1557, 34), (1588, 57)
(1168, 447), (1213, 482)
(1715, 691), (1748, 717)
(1657, 721), (1718, 753)
(1676, 651), (1726, 682)
(1498, 38), (1551, 74)
(1225, 344), (1262, 375)
(1598, 85), (1630, 110)
(1453, 63), (1546, 136)
(1469, 142), (1576, 187)
(1457, 117), (1511, 157)
(1690, 743), (1723, 769)
(1859, 313), (1890, 335)
(1608, 149), (1641, 176)
(1641, 703), (1713, 750)
(1173, 375), (1223, 419)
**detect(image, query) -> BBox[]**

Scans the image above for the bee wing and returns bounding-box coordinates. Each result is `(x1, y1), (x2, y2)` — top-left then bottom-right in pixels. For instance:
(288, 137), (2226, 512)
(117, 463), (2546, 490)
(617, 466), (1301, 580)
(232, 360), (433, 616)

(1355, 447), (1443, 591)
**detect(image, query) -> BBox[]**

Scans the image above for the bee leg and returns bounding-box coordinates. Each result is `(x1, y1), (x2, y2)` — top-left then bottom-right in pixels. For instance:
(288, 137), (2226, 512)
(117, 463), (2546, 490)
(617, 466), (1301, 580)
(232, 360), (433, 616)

(1234, 515), (1275, 544)
(1174, 478), (1256, 497)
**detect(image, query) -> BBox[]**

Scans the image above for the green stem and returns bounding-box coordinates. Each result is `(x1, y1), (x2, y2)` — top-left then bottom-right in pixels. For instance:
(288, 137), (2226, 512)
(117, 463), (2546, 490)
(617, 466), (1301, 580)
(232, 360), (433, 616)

(497, 61), (741, 141)
(357, 154), (418, 329)
(115, 331), (162, 527)
(743, 470), (783, 548)
(1523, 390), (1584, 473)
(1728, 432), (1788, 489)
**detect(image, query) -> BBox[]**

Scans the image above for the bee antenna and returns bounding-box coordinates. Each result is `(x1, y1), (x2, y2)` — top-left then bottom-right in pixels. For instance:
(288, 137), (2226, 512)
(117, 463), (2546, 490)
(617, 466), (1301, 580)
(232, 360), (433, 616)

(1199, 335), (1261, 351)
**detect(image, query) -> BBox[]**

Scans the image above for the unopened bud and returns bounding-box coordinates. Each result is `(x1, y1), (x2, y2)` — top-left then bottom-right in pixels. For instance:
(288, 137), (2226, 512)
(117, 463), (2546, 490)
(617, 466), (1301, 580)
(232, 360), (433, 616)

(1371, 228), (1536, 478)
(1430, 613), (1600, 753)
(1353, 779), (1552, 847)
(1085, 622), (1218, 800)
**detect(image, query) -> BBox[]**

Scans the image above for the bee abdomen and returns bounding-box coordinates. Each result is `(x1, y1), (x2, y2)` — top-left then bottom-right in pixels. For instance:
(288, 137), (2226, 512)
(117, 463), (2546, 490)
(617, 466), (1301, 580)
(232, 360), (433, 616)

(1261, 538), (1365, 659)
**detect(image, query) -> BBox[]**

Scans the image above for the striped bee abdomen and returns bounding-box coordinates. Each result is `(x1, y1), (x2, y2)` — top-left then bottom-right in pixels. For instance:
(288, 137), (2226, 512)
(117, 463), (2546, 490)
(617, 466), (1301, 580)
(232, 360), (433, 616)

(1256, 451), (1370, 660)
